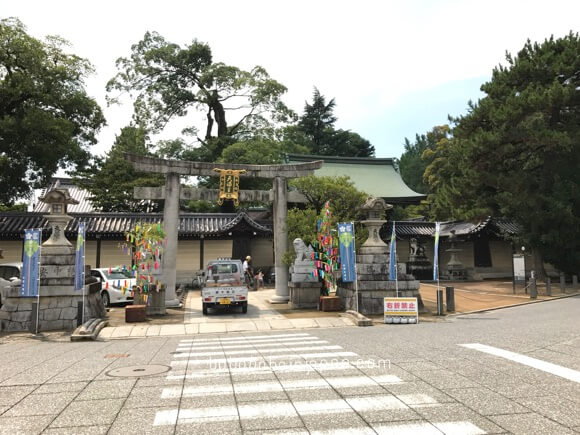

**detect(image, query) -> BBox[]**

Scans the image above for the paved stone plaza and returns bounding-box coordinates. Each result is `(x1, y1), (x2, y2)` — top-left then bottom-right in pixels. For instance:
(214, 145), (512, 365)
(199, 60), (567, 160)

(100, 289), (354, 339)
(0, 296), (579, 434)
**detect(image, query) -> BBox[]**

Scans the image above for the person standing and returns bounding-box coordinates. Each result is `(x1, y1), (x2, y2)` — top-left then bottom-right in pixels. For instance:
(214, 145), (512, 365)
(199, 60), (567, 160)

(243, 255), (256, 291)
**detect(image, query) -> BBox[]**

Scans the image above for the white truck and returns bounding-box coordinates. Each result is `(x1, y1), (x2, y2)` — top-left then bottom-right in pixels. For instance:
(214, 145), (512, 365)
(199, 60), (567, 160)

(201, 259), (248, 315)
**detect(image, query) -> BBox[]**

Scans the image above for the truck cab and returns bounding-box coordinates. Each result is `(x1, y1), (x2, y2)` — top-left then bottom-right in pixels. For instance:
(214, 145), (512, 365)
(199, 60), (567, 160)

(201, 258), (248, 315)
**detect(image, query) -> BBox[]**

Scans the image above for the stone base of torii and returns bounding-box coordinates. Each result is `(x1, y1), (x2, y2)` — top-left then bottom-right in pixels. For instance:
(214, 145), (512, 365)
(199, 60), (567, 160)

(126, 154), (323, 307)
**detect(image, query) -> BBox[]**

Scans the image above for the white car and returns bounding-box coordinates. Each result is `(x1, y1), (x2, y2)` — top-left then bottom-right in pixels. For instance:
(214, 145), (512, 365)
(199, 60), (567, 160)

(90, 268), (136, 307)
(0, 262), (22, 308)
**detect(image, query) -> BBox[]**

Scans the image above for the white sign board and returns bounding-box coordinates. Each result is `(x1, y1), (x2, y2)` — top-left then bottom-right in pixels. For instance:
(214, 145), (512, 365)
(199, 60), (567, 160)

(384, 297), (418, 324)
(513, 254), (525, 282)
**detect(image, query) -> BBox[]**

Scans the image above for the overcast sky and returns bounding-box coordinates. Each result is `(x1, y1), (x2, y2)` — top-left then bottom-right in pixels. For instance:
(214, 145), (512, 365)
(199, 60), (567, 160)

(2, 0), (579, 159)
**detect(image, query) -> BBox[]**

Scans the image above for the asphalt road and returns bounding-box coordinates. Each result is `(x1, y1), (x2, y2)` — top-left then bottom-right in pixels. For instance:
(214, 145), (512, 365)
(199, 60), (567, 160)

(0, 296), (578, 434)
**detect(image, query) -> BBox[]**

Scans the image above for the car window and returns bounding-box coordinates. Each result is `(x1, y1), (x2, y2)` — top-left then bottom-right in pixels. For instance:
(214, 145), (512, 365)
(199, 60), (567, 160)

(104, 270), (133, 280)
(90, 271), (101, 279)
(210, 263), (238, 274)
(0, 266), (19, 280)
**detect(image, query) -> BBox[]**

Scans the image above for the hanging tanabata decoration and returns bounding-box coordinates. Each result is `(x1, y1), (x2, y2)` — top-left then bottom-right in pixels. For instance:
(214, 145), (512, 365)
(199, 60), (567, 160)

(118, 222), (166, 305)
(311, 201), (340, 296)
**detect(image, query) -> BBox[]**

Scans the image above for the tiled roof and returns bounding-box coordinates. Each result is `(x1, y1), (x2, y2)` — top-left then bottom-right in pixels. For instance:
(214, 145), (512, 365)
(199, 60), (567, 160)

(490, 218), (521, 236)
(33, 178), (97, 213)
(393, 221), (435, 237)
(286, 154), (426, 204)
(392, 217), (519, 238)
(0, 212), (272, 239)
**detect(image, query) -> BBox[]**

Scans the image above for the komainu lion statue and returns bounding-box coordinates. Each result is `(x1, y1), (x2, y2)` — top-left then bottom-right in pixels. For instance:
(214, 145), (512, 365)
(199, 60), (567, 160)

(293, 238), (314, 263)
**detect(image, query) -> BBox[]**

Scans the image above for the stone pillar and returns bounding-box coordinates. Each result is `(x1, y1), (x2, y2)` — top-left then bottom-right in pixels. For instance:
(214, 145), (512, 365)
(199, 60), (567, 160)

(163, 172), (180, 307)
(270, 176), (289, 304)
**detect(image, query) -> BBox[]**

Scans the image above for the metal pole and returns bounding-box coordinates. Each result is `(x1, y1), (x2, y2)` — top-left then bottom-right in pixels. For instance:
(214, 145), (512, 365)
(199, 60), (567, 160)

(81, 256), (86, 326)
(352, 222), (359, 313)
(546, 277), (551, 296)
(445, 286), (455, 312)
(30, 302), (38, 334)
(560, 272), (566, 294)
(394, 226), (399, 298)
(511, 247), (515, 294)
(35, 228), (41, 335)
(530, 271), (537, 299)
(436, 289), (444, 316)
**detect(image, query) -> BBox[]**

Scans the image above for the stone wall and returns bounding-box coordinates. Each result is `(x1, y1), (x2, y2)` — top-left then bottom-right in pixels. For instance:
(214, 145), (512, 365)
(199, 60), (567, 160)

(337, 280), (420, 315)
(0, 284), (83, 331)
(0, 245), (105, 332)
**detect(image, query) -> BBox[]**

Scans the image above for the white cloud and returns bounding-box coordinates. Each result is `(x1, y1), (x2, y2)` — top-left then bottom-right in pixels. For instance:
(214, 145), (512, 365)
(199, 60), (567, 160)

(2, 0), (579, 158)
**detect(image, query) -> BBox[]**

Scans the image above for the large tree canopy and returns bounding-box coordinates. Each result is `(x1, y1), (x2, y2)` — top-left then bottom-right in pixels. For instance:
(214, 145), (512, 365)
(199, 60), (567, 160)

(107, 31), (293, 161)
(398, 125), (450, 194)
(73, 126), (164, 212)
(0, 18), (105, 204)
(289, 87), (375, 157)
(298, 88), (337, 153)
(424, 33), (580, 274)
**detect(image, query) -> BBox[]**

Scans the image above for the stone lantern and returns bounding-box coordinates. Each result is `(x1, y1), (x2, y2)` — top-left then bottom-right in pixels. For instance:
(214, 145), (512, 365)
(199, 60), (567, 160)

(360, 197), (392, 248)
(38, 188), (79, 247)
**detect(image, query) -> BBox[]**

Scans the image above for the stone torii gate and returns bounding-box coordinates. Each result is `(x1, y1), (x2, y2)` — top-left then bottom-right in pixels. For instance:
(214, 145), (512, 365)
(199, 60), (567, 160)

(126, 154), (323, 307)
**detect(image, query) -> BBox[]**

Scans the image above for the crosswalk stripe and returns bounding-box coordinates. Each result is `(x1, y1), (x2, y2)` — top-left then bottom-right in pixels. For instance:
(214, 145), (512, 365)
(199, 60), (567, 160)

(311, 428), (375, 435)
(166, 361), (383, 378)
(152, 333), (485, 435)
(154, 394), (422, 426)
(432, 421), (486, 434)
(179, 333), (311, 343)
(176, 339), (329, 351)
(169, 351), (358, 367)
(161, 374), (404, 398)
(460, 343), (580, 384)
(371, 421), (486, 435)
(173, 345), (343, 358)
(372, 422), (443, 435)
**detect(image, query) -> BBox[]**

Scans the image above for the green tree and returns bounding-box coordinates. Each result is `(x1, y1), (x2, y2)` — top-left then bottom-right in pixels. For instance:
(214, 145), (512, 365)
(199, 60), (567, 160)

(73, 126), (164, 212)
(324, 129), (375, 157)
(298, 88), (336, 153)
(285, 175), (368, 263)
(290, 175), (367, 217)
(0, 203), (27, 212)
(293, 88), (375, 157)
(107, 31), (293, 161)
(398, 125), (450, 194)
(0, 18), (105, 204)
(424, 33), (580, 274)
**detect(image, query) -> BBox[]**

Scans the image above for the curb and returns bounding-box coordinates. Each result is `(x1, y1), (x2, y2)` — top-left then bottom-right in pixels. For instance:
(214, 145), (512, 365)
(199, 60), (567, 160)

(71, 318), (108, 341)
(343, 310), (373, 327)
(445, 292), (580, 317)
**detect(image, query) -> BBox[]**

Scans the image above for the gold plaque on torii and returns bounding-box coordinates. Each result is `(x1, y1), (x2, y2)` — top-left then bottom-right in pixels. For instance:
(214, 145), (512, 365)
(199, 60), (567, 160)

(213, 168), (247, 205)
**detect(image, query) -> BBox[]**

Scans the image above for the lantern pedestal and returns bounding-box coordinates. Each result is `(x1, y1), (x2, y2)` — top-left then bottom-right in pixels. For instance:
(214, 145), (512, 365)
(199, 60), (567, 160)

(289, 282), (321, 309)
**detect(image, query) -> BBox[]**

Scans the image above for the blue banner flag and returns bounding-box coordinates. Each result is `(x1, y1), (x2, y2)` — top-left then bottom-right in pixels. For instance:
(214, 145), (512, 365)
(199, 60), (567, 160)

(433, 222), (441, 281)
(389, 222), (397, 280)
(21, 229), (41, 297)
(74, 222), (86, 291)
(338, 222), (356, 282)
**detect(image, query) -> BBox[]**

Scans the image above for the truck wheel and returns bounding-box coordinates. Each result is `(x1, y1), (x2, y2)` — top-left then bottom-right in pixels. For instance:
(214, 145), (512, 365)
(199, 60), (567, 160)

(202, 303), (208, 315)
(242, 301), (248, 314)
